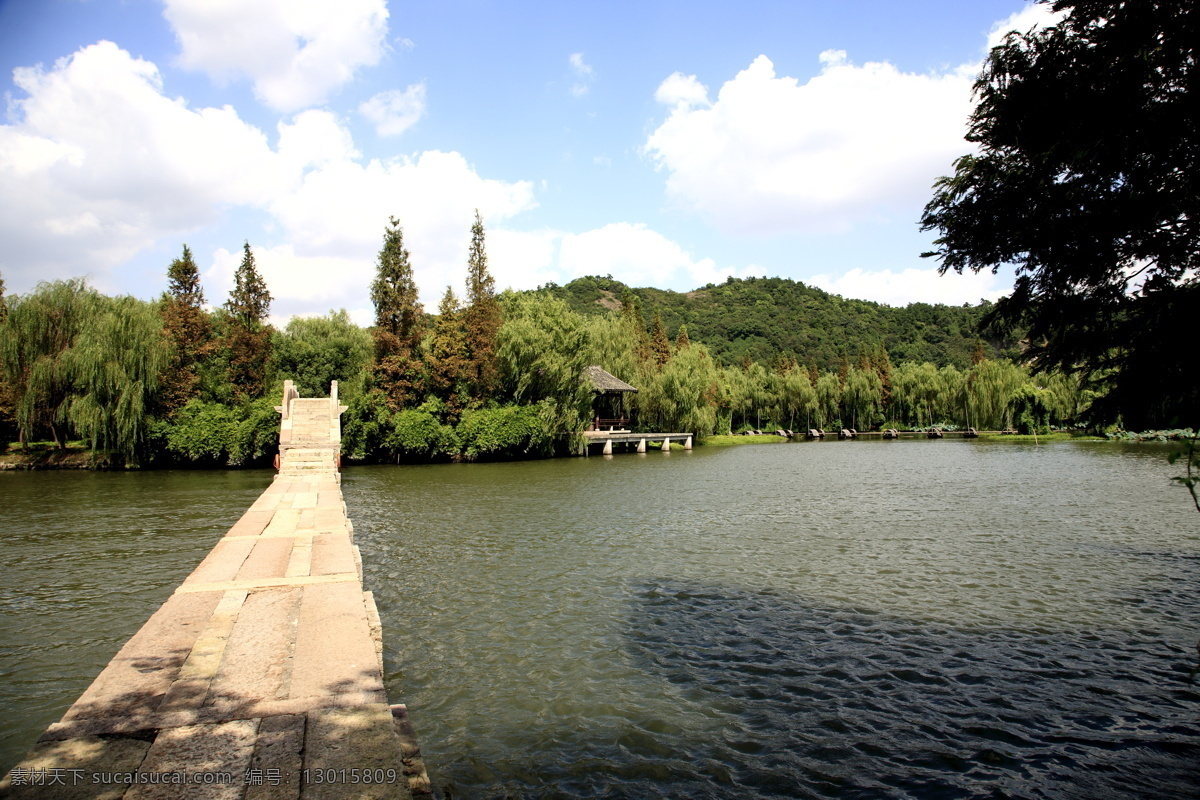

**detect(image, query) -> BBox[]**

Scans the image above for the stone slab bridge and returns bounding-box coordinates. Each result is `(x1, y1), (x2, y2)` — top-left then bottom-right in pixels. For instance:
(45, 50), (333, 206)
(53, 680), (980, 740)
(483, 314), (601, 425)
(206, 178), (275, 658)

(1, 381), (433, 800)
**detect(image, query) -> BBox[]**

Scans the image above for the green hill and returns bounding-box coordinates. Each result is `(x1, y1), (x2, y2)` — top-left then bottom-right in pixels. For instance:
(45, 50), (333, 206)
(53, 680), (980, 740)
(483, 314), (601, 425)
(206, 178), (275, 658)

(532, 275), (1020, 370)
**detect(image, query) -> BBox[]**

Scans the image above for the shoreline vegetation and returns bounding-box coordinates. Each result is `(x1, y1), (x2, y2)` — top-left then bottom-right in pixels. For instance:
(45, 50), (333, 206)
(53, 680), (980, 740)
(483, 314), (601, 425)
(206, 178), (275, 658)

(0, 215), (1188, 472)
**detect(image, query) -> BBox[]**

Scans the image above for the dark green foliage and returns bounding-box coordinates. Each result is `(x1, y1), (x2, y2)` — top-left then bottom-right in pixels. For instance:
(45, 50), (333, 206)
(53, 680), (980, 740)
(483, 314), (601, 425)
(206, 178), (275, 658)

(427, 286), (469, 418)
(1012, 385), (1053, 436)
(156, 397), (278, 466)
(920, 0), (1199, 428)
(462, 210), (502, 401)
(538, 276), (1015, 370)
(224, 243), (273, 399)
(272, 310), (372, 398)
(370, 218), (424, 410)
(63, 295), (172, 465)
(160, 245), (213, 414)
(225, 243), (272, 326)
(341, 389), (395, 462)
(456, 403), (552, 460)
(386, 407), (458, 460)
(0, 279), (100, 448)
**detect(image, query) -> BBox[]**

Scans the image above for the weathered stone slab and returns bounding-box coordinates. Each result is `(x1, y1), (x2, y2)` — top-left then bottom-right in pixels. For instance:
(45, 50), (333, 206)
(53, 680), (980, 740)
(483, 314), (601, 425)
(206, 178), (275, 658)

(290, 583), (383, 705)
(185, 538), (257, 586)
(123, 719), (257, 800)
(236, 538), (295, 582)
(303, 706), (407, 800)
(243, 715), (304, 800)
(0, 735), (152, 800)
(207, 589), (301, 708)
(311, 532), (357, 577)
(158, 590), (248, 712)
(61, 591), (222, 722)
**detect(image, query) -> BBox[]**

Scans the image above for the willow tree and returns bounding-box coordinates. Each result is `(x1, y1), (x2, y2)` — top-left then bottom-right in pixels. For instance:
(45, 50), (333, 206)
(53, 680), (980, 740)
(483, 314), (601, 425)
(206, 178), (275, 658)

(815, 372), (841, 429)
(160, 245), (212, 413)
(462, 210), (502, 402)
(0, 272), (13, 446)
(842, 367), (883, 430)
(965, 359), (1026, 429)
(639, 343), (721, 437)
(495, 292), (593, 442)
(648, 310), (671, 368)
(370, 217), (424, 409)
(64, 296), (172, 464)
(224, 242), (273, 399)
(782, 368), (818, 431)
(0, 279), (99, 448)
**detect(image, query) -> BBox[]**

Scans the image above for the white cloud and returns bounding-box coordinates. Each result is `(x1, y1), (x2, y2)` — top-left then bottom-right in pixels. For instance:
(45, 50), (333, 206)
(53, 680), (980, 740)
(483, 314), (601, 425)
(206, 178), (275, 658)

(0, 41), (537, 313)
(558, 222), (747, 288)
(359, 83), (426, 137)
(985, 3), (1064, 51)
(487, 228), (562, 291)
(810, 266), (1008, 307)
(162, 0), (389, 112)
(645, 53), (975, 235)
(654, 72), (710, 111)
(0, 41), (283, 287)
(568, 52), (594, 96)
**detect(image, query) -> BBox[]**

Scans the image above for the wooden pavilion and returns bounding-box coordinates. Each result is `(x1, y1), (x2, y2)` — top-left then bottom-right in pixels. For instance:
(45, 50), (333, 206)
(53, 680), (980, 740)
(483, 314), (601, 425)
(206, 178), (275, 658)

(584, 365), (637, 431)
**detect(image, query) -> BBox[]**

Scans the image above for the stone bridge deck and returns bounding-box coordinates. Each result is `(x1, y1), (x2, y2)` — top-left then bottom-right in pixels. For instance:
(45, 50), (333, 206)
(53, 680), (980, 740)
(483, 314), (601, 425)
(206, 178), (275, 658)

(1, 382), (431, 800)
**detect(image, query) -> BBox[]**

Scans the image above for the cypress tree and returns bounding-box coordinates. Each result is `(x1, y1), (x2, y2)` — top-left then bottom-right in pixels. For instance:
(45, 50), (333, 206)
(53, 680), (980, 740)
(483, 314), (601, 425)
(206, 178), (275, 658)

(160, 245), (212, 413)
(428, 286), (469, 417)
(675, 324), (691, 350)
(224, 243), (273, 399)
(462, 210), (501, 401)
(370, 217), (424, 410)
(0, 271), (7, 322)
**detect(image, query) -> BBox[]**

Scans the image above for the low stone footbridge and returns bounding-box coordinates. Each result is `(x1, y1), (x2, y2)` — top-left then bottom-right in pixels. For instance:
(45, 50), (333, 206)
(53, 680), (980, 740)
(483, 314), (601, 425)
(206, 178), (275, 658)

(1, 381), (431, 800)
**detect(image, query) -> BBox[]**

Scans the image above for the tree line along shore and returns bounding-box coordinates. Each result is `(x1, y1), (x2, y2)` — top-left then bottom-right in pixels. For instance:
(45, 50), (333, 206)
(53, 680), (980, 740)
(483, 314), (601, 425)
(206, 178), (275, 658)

(0, 212), (1124, 470)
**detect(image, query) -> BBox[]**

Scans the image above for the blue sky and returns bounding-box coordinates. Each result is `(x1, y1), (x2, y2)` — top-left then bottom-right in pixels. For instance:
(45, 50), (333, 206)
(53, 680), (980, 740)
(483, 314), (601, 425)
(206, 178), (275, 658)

(0, 0), (1055, 324)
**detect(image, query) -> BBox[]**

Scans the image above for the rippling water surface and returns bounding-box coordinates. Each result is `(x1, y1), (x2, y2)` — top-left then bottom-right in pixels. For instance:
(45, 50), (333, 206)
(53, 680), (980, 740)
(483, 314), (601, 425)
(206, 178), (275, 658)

(0, 468), (271, 771)
(1, 441), (1198, 798)
(342, 440), (1200, 799)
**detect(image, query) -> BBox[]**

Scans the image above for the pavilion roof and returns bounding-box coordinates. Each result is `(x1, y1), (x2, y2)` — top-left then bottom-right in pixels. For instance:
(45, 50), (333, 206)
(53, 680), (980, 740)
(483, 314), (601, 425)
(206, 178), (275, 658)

(585, 365), (638, 393)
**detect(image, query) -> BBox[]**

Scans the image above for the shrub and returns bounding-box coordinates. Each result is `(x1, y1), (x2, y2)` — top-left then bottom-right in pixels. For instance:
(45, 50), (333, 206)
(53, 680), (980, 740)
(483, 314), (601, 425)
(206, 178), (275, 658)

(456, 403), (552, 460)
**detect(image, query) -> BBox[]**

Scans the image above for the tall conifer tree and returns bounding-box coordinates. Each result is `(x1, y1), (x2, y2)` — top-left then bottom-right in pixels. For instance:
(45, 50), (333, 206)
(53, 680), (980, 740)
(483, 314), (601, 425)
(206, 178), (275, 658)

(224, 242), (273, 399)
(160, 245), (212, 412)
(370, 217), (424, 409)
(428, 286), (469, 417)
(462, 210), (501, 401)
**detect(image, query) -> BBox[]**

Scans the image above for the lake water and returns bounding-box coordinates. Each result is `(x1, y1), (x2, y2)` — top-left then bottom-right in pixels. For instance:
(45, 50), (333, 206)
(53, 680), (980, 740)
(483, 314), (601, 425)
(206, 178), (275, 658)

(2, 440), (1199, 798)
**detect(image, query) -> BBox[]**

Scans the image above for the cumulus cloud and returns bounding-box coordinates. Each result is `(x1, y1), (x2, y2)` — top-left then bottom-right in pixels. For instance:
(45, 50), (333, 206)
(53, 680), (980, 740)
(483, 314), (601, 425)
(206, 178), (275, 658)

(558, 222), (748, 288)
(0, 41), (283, 285)
(644, 53), (975, 236)
(0, 41), (537, 312)
(985, 3), (1064, 51)
(358, 83), (426, 137)
(162, 0), (389, 111)
(810, 266), (1008, 307)
(654, 72), (710, 111)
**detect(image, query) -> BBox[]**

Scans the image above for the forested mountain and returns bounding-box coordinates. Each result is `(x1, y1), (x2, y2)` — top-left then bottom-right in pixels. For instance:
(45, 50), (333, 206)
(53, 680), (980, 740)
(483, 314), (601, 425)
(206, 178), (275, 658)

(535, 276), (1021, 370)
